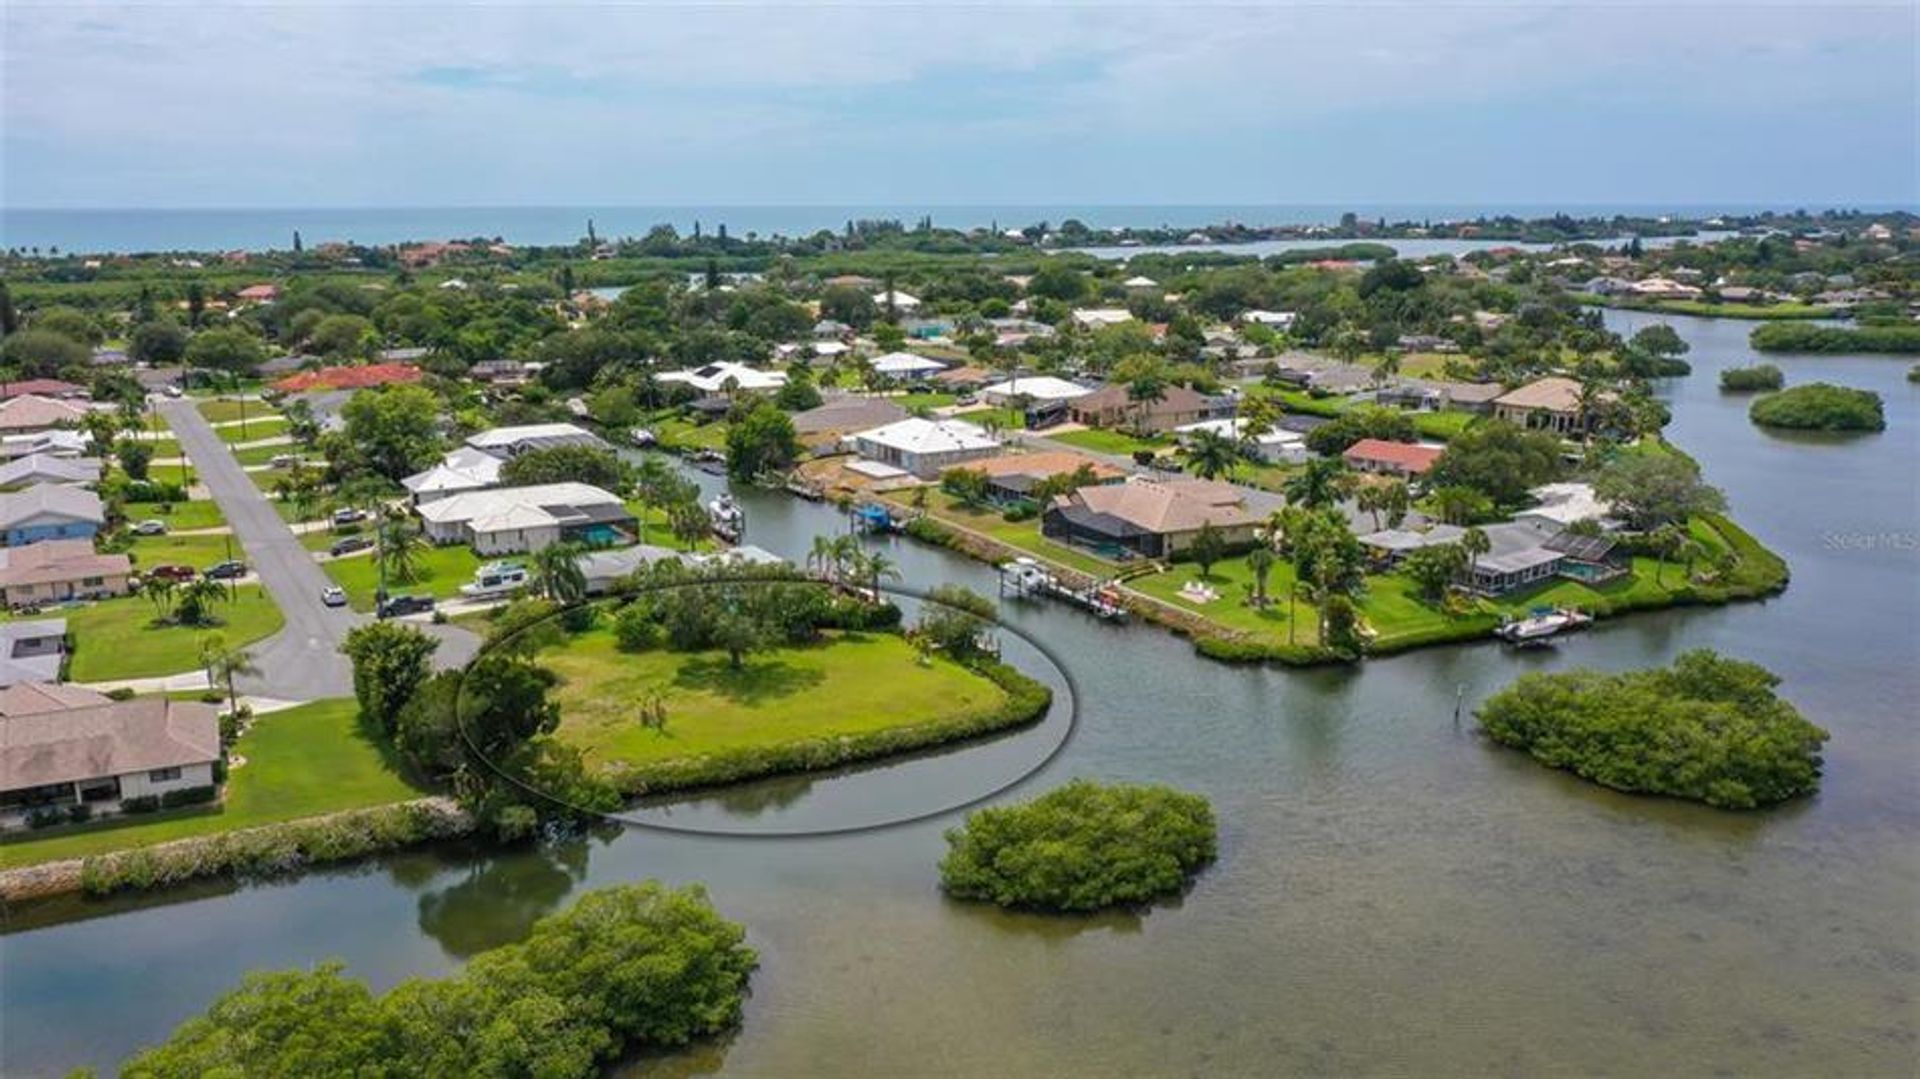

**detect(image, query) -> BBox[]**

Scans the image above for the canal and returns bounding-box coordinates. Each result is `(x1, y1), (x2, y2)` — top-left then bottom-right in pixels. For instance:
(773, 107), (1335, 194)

(2, 312), (1915, 1076)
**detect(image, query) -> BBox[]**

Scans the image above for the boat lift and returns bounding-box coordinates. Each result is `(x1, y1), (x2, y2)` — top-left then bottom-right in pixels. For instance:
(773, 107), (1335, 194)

(997, 557), (1128, 621)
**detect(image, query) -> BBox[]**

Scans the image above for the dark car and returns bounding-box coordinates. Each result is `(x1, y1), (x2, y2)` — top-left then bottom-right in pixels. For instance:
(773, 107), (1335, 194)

(329, 535), (374, 557)
(146, 564), (197, 582)
(204, 560), (248, 580)
(377, 594), (435, 619)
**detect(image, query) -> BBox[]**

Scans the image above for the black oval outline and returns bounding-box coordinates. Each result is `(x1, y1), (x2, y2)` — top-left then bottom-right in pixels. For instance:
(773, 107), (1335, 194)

(449, 574), (1080, 838)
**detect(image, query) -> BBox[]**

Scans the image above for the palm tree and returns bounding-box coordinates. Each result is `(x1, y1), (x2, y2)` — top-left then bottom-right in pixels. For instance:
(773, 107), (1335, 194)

(199, 632), (260, 719)
(379, 509), (424, 585)
(1380, 480), (1411, 528)
(1651, 524), (1684, 585)
(1125, 375), (1167, 436)
(531, 541), (587, 604)
(807, 535), (840, 580)
(142, 574), (177, 620)
(1461, 526), (1491, 591)
(862, 550), (900, 599)
(1356, 484), (1388, 531)
(175, 578), (227, 626)
(1282, 458), (1355, 510)
(1247, 546), (1275, 608)
(1184, 428), (1241, 480)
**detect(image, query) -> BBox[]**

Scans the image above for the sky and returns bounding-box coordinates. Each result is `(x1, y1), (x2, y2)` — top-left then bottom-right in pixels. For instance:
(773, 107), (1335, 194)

(3, 1), (1915, 209)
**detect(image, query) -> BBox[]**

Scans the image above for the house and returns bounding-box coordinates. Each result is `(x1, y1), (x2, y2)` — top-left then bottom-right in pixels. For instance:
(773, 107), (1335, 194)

(846, 417), (1001, 478)
(1174, 419), (1309, 464)
(1239, 310), (1297, 329)
(957, 452), (1125, 505)
(1517, 483), (1619, 531)
(0, 692), (221, 821)
(1375, 380), (1503, 414)
(934, 365), (993, 392)
(1042, 478), (1258, 559)
(980, 376), (1093, 406)
(1122, 275), (1159, 290)
(0, 539), (131, 607)
(464, 423), (606, 459)
(1358, 524), (1467, 566)
(1629, 277), (1702, 301)
(0, 620), (68, 686)
(900, 317), (955, 340)
(1071, 308), (1134, 329)
(1067, 383), (1216, 433)
(790, 396), (910, 441)
(0, 431), (90, 461)
(872, 289), (921, 313)
(578, 543), (685, 595)
(1492, 377), (1603, 436)
(866, 352), (948, 381)
(415, 483), (634, 555)
(812, 319), (851, 340)
(271, 363), (424, 394)
(657, 361), (788, 395)
(0, 454), (102, 490)
(0, 486), (106, 546)
(235, 283), (280, 303)
(402, 445), (507, 504)
(0, 379), (86, 402)
(470, 360), (532, 386)
(0, 395), (91, 436)
(1343, 439), (1444, 478)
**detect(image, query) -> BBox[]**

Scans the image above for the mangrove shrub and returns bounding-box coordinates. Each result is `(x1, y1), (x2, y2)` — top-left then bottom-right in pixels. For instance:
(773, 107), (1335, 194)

(1749, 383), (1886, 432)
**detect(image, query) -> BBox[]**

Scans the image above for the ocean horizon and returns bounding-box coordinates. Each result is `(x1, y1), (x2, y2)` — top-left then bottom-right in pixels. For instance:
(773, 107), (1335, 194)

(3, 202), (1900, 256)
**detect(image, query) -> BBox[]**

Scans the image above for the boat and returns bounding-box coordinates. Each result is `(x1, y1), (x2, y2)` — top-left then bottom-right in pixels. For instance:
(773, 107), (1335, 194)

(707, 493), (745, 543)
(689, 449), (728, 475)
(997, 557), (1128, 621)
(850, 502), (900, 535)
(627, 427), (657, 447)
(1495, 606), (1593, 646)
(459, 560), (529, 599)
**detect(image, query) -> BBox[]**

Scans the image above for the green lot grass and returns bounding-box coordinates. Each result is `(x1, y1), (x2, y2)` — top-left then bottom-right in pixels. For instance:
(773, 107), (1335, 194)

(897, 490), (1119, 579)
(545, 628), (1009, 768)
(124, 531), (247, 572)
(14, 586), (286, 682)
(1128, 556), (1322, 647)
(217, 416), (291, 444)
(950, 406), (1025, 430)
(196, 399), (283, 425)
(0, 699), (423, 869)
(321, 543), (485, 610)
(122, 499), (226, 532)
(651, 416), (729, 452)
(232, 441), (313, 467)
(1049, 427), (1167, 457)
(136, 437), (185, 458)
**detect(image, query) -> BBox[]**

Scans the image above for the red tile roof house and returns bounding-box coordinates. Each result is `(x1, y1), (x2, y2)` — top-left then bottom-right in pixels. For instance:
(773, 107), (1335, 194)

(0, 379), (88, 402)
(1343, 439), (1444, 479)
(235, 283), (281, 303)
(0, 394), (92, 436)
(271, 363), (425, 394)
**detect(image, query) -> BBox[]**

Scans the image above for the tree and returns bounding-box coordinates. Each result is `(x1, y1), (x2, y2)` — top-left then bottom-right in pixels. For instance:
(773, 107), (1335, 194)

(30, 305), (102, 345)
(142, 574), (178, 620)
(1428, 484), (1492, 525)
(0, 281), (15, 335)
(1650, 524), (1684, 585)
(818, 285), (877, 328)
(1, 329), (89, 377)
(1183, 428), (1241, 480)
(183, 327), (267, 376)
(342, 622), (440, 734)
(724, 401), (799, 481)
(1246, 546), (1275, 607)
(859, 549), (900, 598)
(1460, 525), (1491, 587)
(173, 578), (227, 627)
(531, 541), (588, 605)
(1124, 374), (1167, 435)
(500, 445), (630, 493)
(342, 385), (445, 481)
(198, 633), (260, 719)
(1282, 457), (1357, 510)
(1590, 451), (1726, 530)
(116, 438), (154, 481)
(128, 320), (190, 365)
(378, 508), (425, 586)
(309, 314), (378, 359)
(1303, 405), (1417, 455)
(1403, 542), (1469, 601)
(1427, 421), (1564, 506)
(1188, 521), (1228, 578)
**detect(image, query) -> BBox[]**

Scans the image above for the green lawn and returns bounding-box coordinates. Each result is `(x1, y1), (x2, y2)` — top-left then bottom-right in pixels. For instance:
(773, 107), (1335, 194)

(14, 587), (285, 682)
(233, 441), (313, 467)
(0, 699), (424, 869)
(123, 499), (226, 532)
(217, 416), (291, 444)
(321, 543), (485, 610)
(951, 406), (1026, 430)
(651, 416), (728, 452)
(545, 629), (1010, 768)
(196, 399), (283, 425)
(1128, 556), (1322, 647)
(136, 437), (185, 458)
(124, 531), (247, 572)
(1049, 427), (1168, 457)
(896, 490), (1120, 579)
(1245, 386), (1474, 442)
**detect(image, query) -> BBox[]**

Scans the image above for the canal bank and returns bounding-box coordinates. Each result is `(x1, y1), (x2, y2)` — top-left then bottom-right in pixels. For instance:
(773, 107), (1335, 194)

(1, 312), (1915, 1078)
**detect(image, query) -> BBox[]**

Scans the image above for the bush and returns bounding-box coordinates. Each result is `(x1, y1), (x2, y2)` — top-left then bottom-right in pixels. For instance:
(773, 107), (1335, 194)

(1719, 364), (1784, 392)
(121, 795), (160, 814)
(1000, 501), (1038, 523)
(159, 785), (219, 809)
(614, 603), (663, 652)
(939, 780), (1217, 912)
(67, 804), (94, 825)
(558, 604), (598, 633)
(1749, 383), (1885, 432)
(26, 807), (66, 830)
(1476, 649), (1828, 809)
(1751, 322), (1920, 354)
(105, 686), (138, 701)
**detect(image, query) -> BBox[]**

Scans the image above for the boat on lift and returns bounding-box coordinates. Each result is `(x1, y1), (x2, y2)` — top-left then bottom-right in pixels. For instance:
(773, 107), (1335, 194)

(1495, 606), (1593, 646)
(707, 492), (746, 543)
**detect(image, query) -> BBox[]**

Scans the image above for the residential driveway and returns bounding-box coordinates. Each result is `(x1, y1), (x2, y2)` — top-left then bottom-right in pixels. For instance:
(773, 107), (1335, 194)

(157, 399), (479, 699)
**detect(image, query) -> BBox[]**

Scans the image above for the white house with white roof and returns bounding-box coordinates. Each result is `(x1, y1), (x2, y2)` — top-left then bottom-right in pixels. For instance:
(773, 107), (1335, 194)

(658, 361), (788, 394)
(1174, 418), (1309, 464)
(464, 423), (605, 458)
(414, 482), (634, 554)
(1240, 310), (1297, 329)
(872, 289), (921, 313)
(866, 352), (947, 380)
(847, 417), (1001, 478)
(1071, 308), (1134, 328)
(980, 376), (1093, 405)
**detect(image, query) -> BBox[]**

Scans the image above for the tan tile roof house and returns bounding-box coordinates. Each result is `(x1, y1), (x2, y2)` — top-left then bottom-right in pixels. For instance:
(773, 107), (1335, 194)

(0, 694), (221, 815)
(1068, 384), (1218, 433)
(1043, 478), (1259, 559)
(1492, 377), (1611, 435)
(0, 394), (92, 435)
(960, 451), (1125, 503)
(0, 538), (133, 607)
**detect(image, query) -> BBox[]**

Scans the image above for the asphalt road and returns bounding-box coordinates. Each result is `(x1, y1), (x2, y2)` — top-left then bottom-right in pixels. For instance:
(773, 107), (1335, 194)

(157, 398), (478, 699)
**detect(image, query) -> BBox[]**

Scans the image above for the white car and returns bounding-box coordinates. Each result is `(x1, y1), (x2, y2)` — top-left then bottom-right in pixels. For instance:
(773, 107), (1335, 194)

(320, 586), (349, 608)
(132, 519), (168, 536)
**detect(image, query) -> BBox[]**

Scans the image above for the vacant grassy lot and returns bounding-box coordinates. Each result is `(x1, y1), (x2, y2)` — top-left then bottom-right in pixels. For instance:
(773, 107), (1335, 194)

(0, 699), (423, 868)
(1049, 427), (1167, 457)
(545, 628), (1010, 769)
(196, 399), (283, 425)
(892, 489), (1120, 579)
(40, 587), (284, 681)
(124, 530), (247, 572)
(321, 543), (485, 609)
(217, 416), (291, 444)
(123, 499), (226, 532)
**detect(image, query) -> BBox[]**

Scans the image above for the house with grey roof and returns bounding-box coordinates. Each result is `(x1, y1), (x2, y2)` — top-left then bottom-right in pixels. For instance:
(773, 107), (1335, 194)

(0, 485), (106, 546)
(0, 619), (68, 686)
(0, 691), (221, 822)
(0, 454), (103, 491)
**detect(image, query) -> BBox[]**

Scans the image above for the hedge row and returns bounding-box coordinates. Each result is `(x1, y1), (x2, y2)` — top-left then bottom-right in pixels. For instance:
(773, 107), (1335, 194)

(600, 659), (1052, 797)
(79, 799), (474, 896)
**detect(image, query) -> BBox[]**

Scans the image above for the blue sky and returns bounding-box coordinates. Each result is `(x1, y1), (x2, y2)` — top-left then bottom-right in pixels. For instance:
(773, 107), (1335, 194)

(3, 2), (1914, 208)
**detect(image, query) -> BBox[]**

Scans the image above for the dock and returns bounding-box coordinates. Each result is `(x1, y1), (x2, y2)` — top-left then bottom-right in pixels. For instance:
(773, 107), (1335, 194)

(997, 557), (1129, 621)
(1495, 606), (1593, 646)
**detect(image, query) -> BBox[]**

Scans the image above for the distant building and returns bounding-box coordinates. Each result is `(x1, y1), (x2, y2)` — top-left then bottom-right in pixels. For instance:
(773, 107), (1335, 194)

(1067, 383), (1217, 433)
(1492, 377), (1604, 436)
(415, 482), (633, 554)
(0, 395), (91, 436)
(865, 351), (948, 381)
(1042, 478), (1258, 559)
(979, 376), (1093, 406)
(1343, 439), (1444, 478)
(0, 380), (86, 402)
(0, 454), (102, 491)
(657, 361), (788, 395)
(958, 451), (1125, 505)
(847, 417), (1001, 478)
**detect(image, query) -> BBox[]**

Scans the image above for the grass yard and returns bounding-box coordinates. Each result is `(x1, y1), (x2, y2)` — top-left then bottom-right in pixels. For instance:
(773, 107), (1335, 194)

(13, 586), (285, 682)
(124, 531), (247, 572)
(1128, 556), (1322, 647)
(898, 489), (1121, 579)
(321, 542), (485, 610)
(545, 628), (1011, 769)
(196, 399), (283, 425)
(1049, 427), (1168, 457)
(651, 415), (729, 453)
(233, 441), (313, 467)
(123, 499), (226, 532)
(217, 416), (291, 444)
(0, 699), (424, 869)
(951, 405), (1025, 430)
(136, 436), (185, 458)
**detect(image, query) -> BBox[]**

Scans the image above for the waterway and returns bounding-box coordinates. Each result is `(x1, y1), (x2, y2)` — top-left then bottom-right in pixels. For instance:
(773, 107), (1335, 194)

(2, 313), (1915, 1077)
